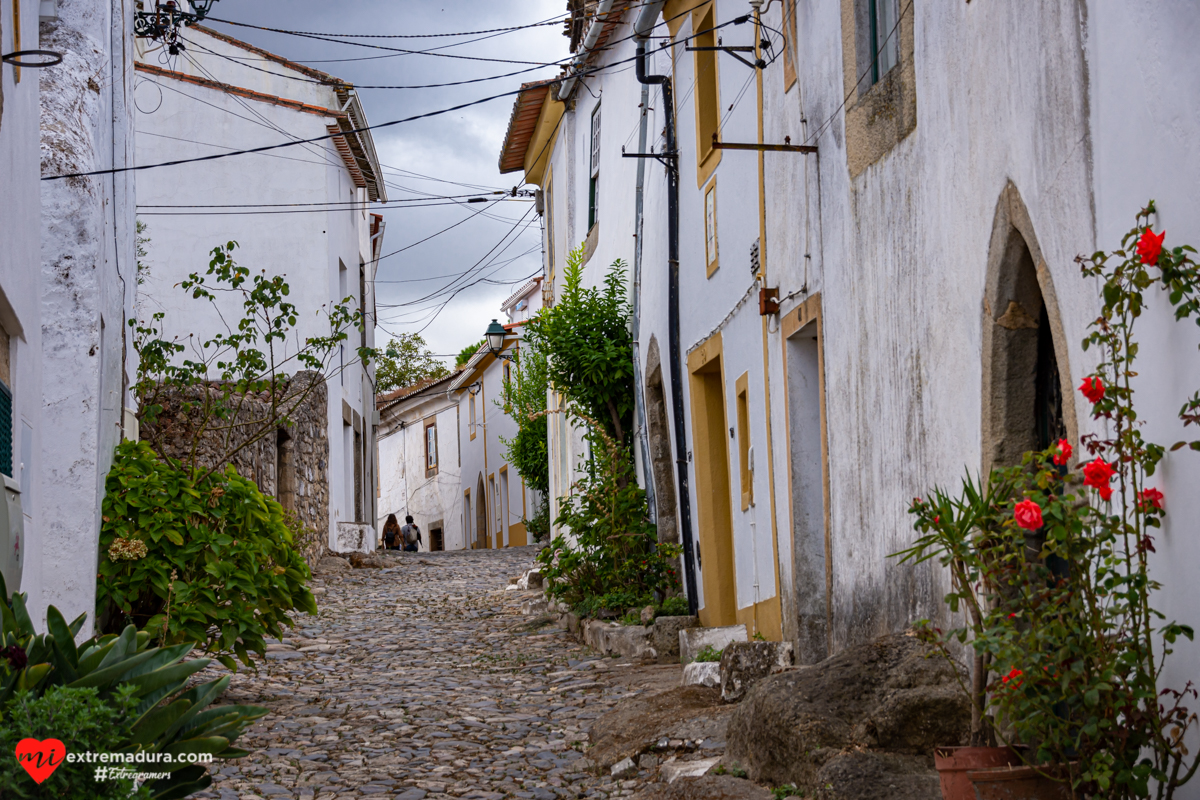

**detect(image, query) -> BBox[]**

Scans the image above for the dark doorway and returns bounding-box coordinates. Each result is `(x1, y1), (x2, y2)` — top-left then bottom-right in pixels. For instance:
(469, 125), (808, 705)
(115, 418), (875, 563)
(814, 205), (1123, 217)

(985, 228), (1064, 469)
(430, 525), (444, 552)
(645, 354), (678, 544)
(276, 429), (295, 513)
(475, 474), (489, 550)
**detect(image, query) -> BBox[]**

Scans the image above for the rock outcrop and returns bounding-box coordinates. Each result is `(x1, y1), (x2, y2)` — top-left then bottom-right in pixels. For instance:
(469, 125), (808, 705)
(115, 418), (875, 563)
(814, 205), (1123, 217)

(725, 632), (968, 796)
(719, 641), (794, 702)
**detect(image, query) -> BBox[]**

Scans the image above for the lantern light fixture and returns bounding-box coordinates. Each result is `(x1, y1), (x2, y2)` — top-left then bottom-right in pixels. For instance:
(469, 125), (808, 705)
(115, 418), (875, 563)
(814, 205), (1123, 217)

(135, 0), (220, 54)
(484, 320), (516, 364)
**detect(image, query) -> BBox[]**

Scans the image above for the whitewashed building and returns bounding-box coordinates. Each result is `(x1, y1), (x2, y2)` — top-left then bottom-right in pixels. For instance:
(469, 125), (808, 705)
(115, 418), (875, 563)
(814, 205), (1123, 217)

(376, 371), (464, 552)
(451, 326), (539, 550)
(134, 26), (386, 553)
(499, 0), (1200, 709)
(9, 0), (139, 636)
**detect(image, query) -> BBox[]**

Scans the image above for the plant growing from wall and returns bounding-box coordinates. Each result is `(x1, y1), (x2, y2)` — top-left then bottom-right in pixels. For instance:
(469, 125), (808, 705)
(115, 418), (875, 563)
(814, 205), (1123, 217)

(0, 573), (267, 798)
(528, 245), (679, 612)
(375, 332), (450, 394)
(498, 341), (550, 539)
(98, 441), (317, 669)
(535, 410), (681, 613)
(897, 205), (1200, 799)
(133, 241), (374, 482)
(524, 245), (635, 444)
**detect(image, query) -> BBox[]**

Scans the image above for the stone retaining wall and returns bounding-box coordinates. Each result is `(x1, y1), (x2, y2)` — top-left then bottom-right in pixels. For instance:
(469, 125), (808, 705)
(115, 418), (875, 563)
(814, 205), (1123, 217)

(139, 371), (329, 571)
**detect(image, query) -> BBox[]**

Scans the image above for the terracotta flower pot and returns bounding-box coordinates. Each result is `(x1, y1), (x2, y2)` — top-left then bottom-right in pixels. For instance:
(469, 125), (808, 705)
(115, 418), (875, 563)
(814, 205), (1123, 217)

(967, 764), (1073, 800)
(934, 746), (1024, 800)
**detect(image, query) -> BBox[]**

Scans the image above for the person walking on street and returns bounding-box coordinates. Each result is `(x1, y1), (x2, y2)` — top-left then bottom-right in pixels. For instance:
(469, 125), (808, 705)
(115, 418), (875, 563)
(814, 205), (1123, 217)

(401, 515), (422, 552)
(382, 514), (402, 551)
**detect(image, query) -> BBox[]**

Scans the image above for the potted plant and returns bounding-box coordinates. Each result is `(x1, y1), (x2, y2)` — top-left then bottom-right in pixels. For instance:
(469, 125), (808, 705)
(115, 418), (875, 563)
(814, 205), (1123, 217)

(899, 205), (1200, 800)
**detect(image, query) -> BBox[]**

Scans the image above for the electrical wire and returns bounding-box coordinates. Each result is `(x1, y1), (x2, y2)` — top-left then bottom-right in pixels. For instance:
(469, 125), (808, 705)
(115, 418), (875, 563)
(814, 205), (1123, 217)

(205, 14), (568, 40)
(379, 205), (537, 310)
(135, 200), (533, 216)
(47, 9), (751, 181)
(137, 193), (510, 208)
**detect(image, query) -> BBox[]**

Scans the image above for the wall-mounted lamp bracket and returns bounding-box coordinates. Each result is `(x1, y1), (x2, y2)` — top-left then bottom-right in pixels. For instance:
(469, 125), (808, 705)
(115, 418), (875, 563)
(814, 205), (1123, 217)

(684, 45), (766, 70)
(711, 133), (817, 154)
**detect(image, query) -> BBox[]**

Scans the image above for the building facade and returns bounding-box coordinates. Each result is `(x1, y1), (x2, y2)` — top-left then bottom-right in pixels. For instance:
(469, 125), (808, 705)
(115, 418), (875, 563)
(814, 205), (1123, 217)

(376, 372), (465, 553)
(134, 26), (386, 553)
(499, 0), (1200, 693)
(451, 328), (539, 551)
(24, 0), (137, 635)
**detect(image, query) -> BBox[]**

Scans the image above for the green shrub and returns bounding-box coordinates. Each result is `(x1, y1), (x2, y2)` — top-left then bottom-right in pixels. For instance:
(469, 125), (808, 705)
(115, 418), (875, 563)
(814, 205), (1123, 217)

(658, 596), (690, 617)
(499, 343), (550, 500)
(97, 440), (317, 670)
(537, 417), (681, 615)
(694, 645), (724, 663)
(0, 573), (267, 799)
(525, 498), (550, 544)
(0, 686), (150, 799)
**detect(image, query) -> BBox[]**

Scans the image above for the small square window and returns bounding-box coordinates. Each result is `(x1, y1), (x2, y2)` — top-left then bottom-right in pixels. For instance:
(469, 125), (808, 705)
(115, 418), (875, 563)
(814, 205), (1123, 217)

(425, 420), (438, 475)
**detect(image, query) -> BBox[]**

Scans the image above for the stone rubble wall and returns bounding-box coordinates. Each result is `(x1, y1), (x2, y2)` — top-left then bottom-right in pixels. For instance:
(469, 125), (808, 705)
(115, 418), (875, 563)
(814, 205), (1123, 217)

(139, 371), (329, 572)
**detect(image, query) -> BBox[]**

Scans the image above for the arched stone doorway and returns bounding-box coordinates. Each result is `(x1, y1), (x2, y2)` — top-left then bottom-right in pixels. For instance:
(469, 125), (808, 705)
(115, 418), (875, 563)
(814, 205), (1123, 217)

(982, 183), (1078, 472)
(644, 336), (678, 544)
(475, 474), (489, 549)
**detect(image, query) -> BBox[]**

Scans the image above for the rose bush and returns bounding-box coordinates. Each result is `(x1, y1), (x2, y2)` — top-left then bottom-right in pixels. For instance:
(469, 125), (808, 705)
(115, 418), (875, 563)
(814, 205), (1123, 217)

(897, 204), (1200, 798)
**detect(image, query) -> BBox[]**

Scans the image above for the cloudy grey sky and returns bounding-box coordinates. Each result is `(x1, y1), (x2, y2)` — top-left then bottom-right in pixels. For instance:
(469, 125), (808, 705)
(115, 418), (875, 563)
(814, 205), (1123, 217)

(205, 0), (566, 362)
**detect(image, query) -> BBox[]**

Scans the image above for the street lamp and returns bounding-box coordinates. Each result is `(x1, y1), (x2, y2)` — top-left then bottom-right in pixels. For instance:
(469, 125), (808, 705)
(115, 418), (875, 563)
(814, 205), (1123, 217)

(484, 320), (516, 364)
(136, 0), (220, 53)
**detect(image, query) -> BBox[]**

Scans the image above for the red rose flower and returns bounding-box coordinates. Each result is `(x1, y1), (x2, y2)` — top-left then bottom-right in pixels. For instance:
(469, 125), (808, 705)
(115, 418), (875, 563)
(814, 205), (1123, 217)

(1139, 487), (1164, 511)
(1079, 377), (1105, 404)
(1084, 459), (1116, 501)
(1137, 227), (1166, 265)
(1014, 499), (1043, 530)
(1052, 438), (1072, 466)
(1001, 668), (1024, 688)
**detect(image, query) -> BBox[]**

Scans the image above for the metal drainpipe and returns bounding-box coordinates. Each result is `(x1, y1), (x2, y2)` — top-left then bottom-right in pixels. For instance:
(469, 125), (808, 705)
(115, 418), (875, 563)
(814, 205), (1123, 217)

(631, 81), (658, 528)
(635, 37), (699, 616)
(557, 0), (617, 101)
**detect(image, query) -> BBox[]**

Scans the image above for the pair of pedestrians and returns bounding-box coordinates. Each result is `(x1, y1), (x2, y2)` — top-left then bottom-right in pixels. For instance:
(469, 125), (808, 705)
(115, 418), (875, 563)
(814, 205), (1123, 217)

(382, 514), (422, 552)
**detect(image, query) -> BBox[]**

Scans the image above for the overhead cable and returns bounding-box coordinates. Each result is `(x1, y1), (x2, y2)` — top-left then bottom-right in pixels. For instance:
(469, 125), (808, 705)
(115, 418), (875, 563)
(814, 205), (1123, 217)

(46, 9), (747, 181)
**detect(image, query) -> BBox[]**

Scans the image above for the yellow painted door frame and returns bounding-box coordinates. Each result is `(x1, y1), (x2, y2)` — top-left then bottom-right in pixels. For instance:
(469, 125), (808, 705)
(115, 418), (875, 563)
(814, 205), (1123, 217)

(687, 332), (738, 628)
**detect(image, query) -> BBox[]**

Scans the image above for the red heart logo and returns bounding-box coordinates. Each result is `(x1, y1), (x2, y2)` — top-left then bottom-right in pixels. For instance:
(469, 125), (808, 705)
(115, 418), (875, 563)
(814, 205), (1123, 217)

(15, 738), (66, 784)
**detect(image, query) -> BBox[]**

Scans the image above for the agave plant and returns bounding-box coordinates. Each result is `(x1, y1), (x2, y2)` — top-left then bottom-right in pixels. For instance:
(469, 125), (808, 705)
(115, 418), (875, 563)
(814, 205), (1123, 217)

(0, 573), (266, 799)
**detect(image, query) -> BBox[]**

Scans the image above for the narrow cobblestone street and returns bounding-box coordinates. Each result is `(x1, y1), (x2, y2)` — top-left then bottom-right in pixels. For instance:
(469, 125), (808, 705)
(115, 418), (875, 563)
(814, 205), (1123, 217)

(196, 548), (687, 800)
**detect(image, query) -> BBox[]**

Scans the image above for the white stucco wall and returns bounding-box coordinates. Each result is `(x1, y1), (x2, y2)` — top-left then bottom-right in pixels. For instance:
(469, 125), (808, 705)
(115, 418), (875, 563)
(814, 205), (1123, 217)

(0, 0), (46, 603)
(377, 388), (464, 552)
(35, 0), (137, 636)
(1087, 1), (1200, 763)
(134, 29), (381, 548)
(528, 0), (1200, 691)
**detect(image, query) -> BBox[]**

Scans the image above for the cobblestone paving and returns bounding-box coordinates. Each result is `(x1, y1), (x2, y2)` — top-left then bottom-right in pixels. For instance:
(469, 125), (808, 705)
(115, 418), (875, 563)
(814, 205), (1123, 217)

(195, 547), (662, 800)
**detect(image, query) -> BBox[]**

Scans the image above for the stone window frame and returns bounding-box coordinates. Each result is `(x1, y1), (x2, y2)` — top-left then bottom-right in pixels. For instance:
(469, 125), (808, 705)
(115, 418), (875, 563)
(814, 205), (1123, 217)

(839, 0), (916, 178)
(424, 417), (438, 478)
